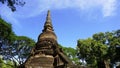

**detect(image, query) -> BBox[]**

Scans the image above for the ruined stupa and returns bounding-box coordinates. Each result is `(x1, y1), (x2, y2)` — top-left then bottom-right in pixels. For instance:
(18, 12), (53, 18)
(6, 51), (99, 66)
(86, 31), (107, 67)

(24, 10), (73, 68)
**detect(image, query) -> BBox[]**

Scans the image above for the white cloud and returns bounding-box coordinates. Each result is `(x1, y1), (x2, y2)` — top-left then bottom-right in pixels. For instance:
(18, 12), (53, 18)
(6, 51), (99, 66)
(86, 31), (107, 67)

(3, 0), (116, 18)
(41, 0), (116, 17)
(0, 0), (118, 25)
(46, 0), (117, 17)
(102, 0), (117, 16)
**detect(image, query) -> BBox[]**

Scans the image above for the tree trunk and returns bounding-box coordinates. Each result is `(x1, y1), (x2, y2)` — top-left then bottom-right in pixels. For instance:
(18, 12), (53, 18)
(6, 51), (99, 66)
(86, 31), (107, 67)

(97, 60), (105, 68)
(104, 60), (110, 68)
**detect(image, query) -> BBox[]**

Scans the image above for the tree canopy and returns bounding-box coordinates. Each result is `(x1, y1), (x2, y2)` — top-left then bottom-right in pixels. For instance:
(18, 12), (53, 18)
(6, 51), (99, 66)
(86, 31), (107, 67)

(0, 0), (25, 11)
(77, 30), (120, 68)
(59, 44), (81, 65)
(0, 18), (35, 67)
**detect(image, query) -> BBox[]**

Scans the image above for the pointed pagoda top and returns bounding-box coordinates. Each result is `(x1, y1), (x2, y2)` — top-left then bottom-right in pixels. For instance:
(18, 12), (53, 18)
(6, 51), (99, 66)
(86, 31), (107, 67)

(43, 10), (53, 31)
(39, 10), (57, 41)
(46, 10), (51, 22)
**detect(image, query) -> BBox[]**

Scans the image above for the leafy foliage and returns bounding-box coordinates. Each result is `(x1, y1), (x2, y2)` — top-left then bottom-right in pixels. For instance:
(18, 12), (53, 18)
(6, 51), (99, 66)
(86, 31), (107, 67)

(0, 18), (35, 67)
(59, 44), (81, 65)
(77, 30), (120, 68)
(0, 57), (15, 68)
(0, 0), (25, 11)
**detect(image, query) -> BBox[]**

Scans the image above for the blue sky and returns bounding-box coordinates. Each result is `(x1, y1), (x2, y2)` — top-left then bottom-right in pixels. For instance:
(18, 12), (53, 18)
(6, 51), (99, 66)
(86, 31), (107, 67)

(0, 0), (120, 48)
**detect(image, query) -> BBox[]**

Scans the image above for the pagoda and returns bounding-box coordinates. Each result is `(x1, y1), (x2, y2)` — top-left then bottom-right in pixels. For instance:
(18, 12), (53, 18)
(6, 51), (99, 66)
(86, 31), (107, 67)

(24, 10), (73, 68)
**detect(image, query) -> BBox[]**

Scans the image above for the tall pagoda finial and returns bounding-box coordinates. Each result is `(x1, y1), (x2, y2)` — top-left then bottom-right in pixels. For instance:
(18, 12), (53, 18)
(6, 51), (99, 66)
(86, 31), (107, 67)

(45, 10), (53, 27)
(46, 10), (51, 22)
(43, 10), (53, 32)
(39, 10), (57, 41)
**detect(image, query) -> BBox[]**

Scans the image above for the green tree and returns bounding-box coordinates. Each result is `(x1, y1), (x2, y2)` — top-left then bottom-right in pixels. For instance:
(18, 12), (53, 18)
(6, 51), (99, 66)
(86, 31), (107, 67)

(0, 18), (14, 50)
(0, 57), (15, 68)
(77, 30), (120, 68)
(11, 36), (35, 65)
(0, 57), (6, 68)
(5, 60), (15, 68)
(106, 30), (120, 67)
(0, 18), (35, 67)
(92, 32), (109, 68)
(77, 38), (98, 67)
(59, 44), (81, 65)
